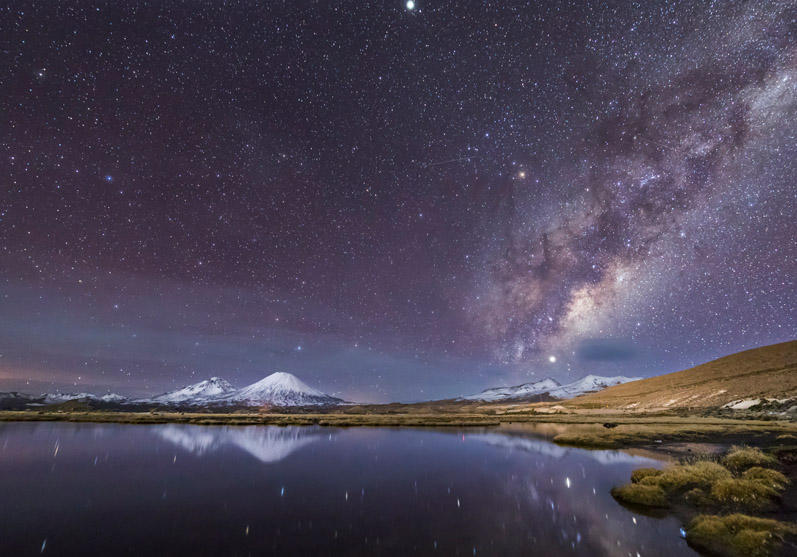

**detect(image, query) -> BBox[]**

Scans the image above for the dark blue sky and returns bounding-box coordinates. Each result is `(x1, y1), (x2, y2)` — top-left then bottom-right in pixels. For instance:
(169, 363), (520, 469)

(1, 1), (795, 401)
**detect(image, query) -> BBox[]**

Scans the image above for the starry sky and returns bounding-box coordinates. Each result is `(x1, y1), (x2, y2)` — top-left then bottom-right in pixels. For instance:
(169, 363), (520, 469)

(1, 1), (795, 402)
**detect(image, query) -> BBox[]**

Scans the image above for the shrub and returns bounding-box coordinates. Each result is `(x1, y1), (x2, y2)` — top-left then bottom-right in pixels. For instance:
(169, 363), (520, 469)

(721, 446), (778, 473)
(686, 514), (796, 557)
(611, 484), (668, 508)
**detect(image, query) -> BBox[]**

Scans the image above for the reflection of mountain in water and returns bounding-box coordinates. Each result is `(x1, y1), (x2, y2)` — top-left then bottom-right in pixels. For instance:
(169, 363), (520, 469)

(470, 433), (660, 465)
(156, 425), (325, 463)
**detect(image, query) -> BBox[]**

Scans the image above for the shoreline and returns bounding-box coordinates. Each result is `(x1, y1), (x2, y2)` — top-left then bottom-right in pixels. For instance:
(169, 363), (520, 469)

(2, 410), (795, 451)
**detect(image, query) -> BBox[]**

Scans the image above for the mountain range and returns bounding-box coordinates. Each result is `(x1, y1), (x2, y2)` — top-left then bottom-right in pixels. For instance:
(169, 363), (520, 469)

(1, 372), (343, 409)
(2, 372), (638, 409)
(461, 375), (641, 402)
(147, 372), (344, 407)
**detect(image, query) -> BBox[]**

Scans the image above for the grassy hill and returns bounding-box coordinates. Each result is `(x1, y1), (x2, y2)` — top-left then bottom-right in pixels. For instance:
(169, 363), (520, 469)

(564, 340), (797, 412)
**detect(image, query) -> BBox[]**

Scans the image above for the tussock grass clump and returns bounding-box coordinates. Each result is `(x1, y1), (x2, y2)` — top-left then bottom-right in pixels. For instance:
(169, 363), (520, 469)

(653, 461), (732, 492)
(721, 446), (778, 473)
(741, 467), (789, 490)
(610, 484), (668, 508)
(612, 446), (787, 515)
(709, 479), (779, 512)
(630, 467), (662, 483)
(686, 514), (796, 557)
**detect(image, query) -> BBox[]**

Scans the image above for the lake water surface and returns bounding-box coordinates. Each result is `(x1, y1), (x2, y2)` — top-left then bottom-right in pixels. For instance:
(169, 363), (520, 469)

(0, 422), (696, 556)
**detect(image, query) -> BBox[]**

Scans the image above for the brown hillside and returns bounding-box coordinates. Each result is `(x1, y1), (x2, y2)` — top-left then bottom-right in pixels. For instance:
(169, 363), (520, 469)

(565, 340), (797, 411)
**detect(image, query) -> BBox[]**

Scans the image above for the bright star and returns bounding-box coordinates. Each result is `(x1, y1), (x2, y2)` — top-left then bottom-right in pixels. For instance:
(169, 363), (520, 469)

(104, 175), (113, 182)
(548, 355), (557, 363)
(406, 1), (415, 10)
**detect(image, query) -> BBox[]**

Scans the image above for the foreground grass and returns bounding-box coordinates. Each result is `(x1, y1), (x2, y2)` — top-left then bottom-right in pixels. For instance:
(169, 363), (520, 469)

(0, 410), (503, 427)
(612, 446), (796, 556)
(551, 422), (797, 449)
(686, 514), (796, 557)
(1, 411), (795, 444)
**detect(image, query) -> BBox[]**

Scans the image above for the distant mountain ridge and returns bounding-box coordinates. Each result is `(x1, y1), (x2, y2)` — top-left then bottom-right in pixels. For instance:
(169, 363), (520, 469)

(144, 372), (343, 407)
(44, 392), (128, 404)
(462, 378), (562, 401)
(0, 372), (343, 409)
(463, 374), (641, 402)
(150, 377), (236, 404)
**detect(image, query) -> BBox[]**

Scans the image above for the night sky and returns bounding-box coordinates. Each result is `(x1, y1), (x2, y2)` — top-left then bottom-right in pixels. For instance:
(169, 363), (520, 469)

(1, 1), (795, 402)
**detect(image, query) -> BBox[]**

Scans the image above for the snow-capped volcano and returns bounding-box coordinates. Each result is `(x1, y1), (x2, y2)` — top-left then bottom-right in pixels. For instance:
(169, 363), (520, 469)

(462, 378), (561, 402)
(227, 372), (343, 406)
(463, 375), (641, 402)
(150, 377), (236, 404)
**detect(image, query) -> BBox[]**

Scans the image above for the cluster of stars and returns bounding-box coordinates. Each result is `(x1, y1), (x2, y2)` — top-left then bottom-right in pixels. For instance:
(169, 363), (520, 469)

(0, 1), (793, 398)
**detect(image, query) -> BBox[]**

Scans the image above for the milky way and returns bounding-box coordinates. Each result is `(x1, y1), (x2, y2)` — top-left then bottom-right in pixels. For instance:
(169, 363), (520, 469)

(1, 1), (795, 401)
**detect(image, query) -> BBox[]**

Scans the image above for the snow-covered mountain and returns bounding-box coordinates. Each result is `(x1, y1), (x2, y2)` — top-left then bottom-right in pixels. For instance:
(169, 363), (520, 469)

(43, 392), (128, 404)
(547, 375), (641, 399)
(226, 372), (343, 406)
(462, 378), (561, 402)
(149, 377), (236, 404)
(463, 375), (641, 402)
(142, 372), (342, 407)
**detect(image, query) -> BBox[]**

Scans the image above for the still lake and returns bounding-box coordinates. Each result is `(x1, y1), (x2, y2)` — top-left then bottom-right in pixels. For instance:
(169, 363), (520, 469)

(0, 422), (695, 556)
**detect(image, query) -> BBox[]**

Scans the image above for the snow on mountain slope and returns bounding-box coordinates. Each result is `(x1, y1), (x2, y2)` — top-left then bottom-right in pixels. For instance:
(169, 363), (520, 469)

(463, 375), (641, 402)
(547, 375), (641, 398)
(150, 377), (236, 403)
(462, 378), (561, 401)
(43, 392), (128, 404)
(227, 372), (342, 406)
(99, 393), (128, 403)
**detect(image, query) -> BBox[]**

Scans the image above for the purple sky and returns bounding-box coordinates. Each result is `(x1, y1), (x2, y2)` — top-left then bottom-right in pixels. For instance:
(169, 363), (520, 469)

(1, 1), (794, 401)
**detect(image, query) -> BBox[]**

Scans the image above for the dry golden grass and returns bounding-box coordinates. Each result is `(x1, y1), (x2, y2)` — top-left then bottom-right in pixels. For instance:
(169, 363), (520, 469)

(560, 340), (797, 412)
(0, 410), (503, 427)
(550, 420), (797, 449)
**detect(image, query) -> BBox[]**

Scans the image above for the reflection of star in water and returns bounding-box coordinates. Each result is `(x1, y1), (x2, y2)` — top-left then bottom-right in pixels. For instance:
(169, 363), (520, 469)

(156, 424), (326, 463)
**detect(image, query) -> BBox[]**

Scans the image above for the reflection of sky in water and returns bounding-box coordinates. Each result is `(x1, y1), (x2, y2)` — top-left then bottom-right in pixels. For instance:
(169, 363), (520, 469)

(0, 423), (695, 556)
